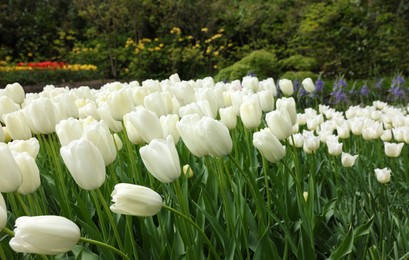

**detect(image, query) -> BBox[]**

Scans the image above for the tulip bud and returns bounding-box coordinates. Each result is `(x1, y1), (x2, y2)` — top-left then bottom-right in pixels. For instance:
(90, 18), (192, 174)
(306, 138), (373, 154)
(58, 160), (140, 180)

(301, 78), (316, 93)
(107, 89), (135, 121)
(13, 152), (41, 194)
(9, 215), (80, 255)
(303, 191), (308, 202)
(279, 79), (294, 96)
(384, 142), (404, 157)
(266, 108), (293, 140)
(0, 143), (22, 192)
(374, 167), (391, 184)
(219, 106), (237, 130)
(253, 128), (286, 163)
(0, 193), (7, 230)
(140, 135), (181, 183)
(60, 139), (106, 190)
(82, 121), (117, 166)
(183, 164), (194, 178)
(110, 183), (163, 217)
(56, 118), (83, 146)
(5, 83), (25, 104)
(113, 133), (123, 151)
(341, 152), (359, 168)
(3, 110), (32, 140)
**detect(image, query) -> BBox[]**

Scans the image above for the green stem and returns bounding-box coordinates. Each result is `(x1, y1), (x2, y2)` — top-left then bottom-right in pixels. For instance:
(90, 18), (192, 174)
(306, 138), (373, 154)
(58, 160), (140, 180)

(126, 215), (138, 260)
(14, 192), (30, 215)
(162, 204), (220, 260)
(95, 188), (124, 251)
(1, 227), (14, 237)
(262, 156), (272, 227)
(79, 237), (131, 260)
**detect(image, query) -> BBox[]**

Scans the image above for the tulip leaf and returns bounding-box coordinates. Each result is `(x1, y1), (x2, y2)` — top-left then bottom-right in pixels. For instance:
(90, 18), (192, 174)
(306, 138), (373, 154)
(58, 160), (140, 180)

(328, 216), (374, 260)
(71, 245), (99, 260)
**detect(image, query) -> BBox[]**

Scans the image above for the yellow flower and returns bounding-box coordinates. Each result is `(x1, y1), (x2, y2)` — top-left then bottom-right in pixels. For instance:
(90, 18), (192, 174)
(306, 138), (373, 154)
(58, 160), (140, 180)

(213, 51), (219, 56)
(201, 27), (208, 33)
(28, 53), (33, 57)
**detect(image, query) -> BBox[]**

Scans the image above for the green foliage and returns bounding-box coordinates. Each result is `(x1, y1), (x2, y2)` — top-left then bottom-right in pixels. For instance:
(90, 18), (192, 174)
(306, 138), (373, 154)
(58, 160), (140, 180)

(280, 71), (318, 81)
(215, 50), (278, 81)
(279, 55), (318, 72)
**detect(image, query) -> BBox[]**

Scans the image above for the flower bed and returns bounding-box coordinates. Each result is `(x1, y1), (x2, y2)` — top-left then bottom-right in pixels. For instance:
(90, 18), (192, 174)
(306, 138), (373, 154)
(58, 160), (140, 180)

(0, 74), (409, 259)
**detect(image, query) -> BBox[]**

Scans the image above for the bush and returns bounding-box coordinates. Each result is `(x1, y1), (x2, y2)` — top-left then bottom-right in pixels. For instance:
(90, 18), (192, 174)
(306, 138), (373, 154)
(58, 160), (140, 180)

(279, 55), (318, 72)
(280, 71), (318, 81)
(215, 50), (278, 81)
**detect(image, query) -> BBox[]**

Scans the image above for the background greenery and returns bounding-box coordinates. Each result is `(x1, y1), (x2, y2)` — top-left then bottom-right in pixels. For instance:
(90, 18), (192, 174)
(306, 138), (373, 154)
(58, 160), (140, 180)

(1, 0), (408, 83)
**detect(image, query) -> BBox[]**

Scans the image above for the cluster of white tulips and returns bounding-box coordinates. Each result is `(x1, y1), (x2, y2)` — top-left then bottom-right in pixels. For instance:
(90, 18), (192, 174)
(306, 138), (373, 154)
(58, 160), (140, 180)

(0, 73), (406, 257)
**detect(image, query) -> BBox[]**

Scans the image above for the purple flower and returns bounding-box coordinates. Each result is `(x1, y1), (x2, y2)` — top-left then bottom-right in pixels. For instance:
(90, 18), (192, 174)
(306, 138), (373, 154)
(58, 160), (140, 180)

(330, 89), (348, 104)
(392, 75), (405, 87)
(389, 86), (405, 99)
(360, 84), (369, 96)
(315, 79), (324, 92)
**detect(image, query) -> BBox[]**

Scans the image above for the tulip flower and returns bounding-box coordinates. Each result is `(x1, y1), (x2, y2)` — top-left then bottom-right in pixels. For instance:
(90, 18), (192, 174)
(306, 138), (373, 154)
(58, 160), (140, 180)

(144, 91), (174, 117)
(302, 78), (316, 93)
(0, 126), (4, 142)
(341, 152), (359, 168)
(176, 114), (208, 157)
(326, 141), (343, 156)
(384, 142), (404, 157)
(5, 82), (25, 104)
(0, 143), (22, 192)
(259, 77), (277, 96)
(9, 215), (81, 255)
(23, 97), (57, 134)
(140, 135), (181, 183)
(303, 131), (320, 154)
(0, 96), (20, 124)
(97, 103), (123, 132)
(266, 108), (293, 140)
(107, 89), (135, 121)
(183, 164), (194, 178)
(258, 90), (275, 112)
(195, 88), (219, 118)
(253, 128), (286, 163)
(374, 167), (391, 184)
(179, 100), (215, 118)
(82, 121), (117, 166)
(197, 116), (233, 157)
(240, 96), (262, 129)
(0, 193), (7, 230)
(123, 108), (163, 144)
(123, 113), (144, 145)
(278, 79), (294, 96)
(56, 118), (83, 146)
(13, 152), (41, 194)
(60, 138), (106, 190)
(242, 76), (259, 92)
(3, 110), (32, 140)
(160, 114), (180, 144)
(276, 97), (297, 126)
(219, 106), (237, 130)
(110, 183), (163, 217)
(288, 133), (304, 148)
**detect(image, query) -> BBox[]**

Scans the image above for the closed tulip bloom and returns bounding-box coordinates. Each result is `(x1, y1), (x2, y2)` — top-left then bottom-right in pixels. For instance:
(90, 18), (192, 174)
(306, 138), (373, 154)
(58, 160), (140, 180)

(279, 79), (294, 96)
(0, 143), (22, 192)
(9, 215), (80, 255)
(276, 97), (297, 126)
(144, 91), (174, 117)
(0, 193), (7, 230)
(13, 152), (41, 194)
(179, 100), (215, 118)
(123, 113), (144, 145)
(326, 141), (343, 156)
(23, 97), (57, 134)
(60, 138), (106, 190)
(337, 123), (350, 139)
(55, 118), (83, 146)
(288, 133), (304, 148)
(253, 128), (286, 163)
(374, 167), (391, 184)
(266, 108), (293, 140)
(242, 76), (259, 92)
(110, 183), (163, 217)
(52, 93), (79, 119)
(240, 97), (262, 129)
(0, 96), (20, 123)
(381, 129), (392, 142)
(259, 78), (277, 96)
(97, 103), (123, 132)
(113, 133), (123, 151)
(195, 88), (219, 118)
(5, 83), (25, 104)
(384, 142), (404, 157)
(140, 135), (181, 183)
(303, 131), (320, 154)
(124, 108), (163, 144)
(219, 106), (237, 130)
(107, 89), (135, 121)
(341, 152), (359, 167)
(82, 121), (117, 166)
(258, 90), (275, 112)
(197, 117), (233, 157)
(160, 114), (180, 144)
(301, 78), (316, 93)
(176, 114), (208, 157)
(78, 103), (100, 121)
(4, 110), (32, 140)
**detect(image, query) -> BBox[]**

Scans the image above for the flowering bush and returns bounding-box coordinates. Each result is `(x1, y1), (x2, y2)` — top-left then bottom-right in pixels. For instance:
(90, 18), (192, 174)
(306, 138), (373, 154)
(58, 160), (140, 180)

(0, 74), (409, 259)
